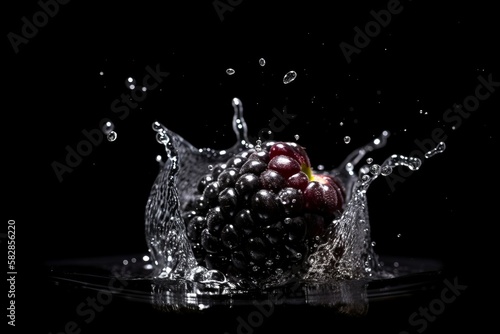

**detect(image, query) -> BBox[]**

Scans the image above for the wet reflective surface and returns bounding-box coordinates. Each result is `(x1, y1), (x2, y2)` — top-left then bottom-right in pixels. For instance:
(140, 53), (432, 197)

(46, 253), (443, 313)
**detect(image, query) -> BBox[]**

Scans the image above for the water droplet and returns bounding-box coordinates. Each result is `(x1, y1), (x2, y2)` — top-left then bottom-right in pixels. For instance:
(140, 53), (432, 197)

(259, 58), (266, 66)
(339, 122), (344, 126)
(397, 233), (402, 238)
(126, 77), (136, 89)
(107, 131), (117, 142)
(156, 155), (162, 162)
(283, 71), (297, 84)
(226, 68), (235, 75)
(361, 175), (370, 182)
(369, 164), (381, 176)
(425, 142), (446, 158)
(366, 157), (373, 164)
(102, 121), (114, 135)
(371, 241), (376, 247)
(122, 259), (129, 265)
(252, 265), (259, 272)
(207, 165), (214, 171)
(393, 262), (399, 268)
(381, 165), (393, 176)
(317, 164), (325, 171)
(255, 139), (262, 151)
(344, 136), (351, 144)
(156, 132), (167, 144)
(152, 121), (163, 131)
(99, 71), (104, 76)
(275, 268), (283, 275)
(294, 134), (300, 140)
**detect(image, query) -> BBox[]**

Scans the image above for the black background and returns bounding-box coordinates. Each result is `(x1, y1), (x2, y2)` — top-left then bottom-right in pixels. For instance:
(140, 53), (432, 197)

(4, 0), (498, 333)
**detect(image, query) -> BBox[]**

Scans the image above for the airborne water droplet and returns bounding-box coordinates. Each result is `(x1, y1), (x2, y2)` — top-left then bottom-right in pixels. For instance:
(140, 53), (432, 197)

(294, 134), (300, 140)
(259, 58), (266, 67)
(283, 71), (297, 84)
(126, 77), (136, 89)
(255, 139), (262, 151)
(226, 68), (235, 75)
(102, 121), (114, 135)
(344, 136), (351, 144)
(425, 142), (446, 158)
(152, 121), (162, 131)
(381, 165), (393, 176)
(107, 131), (117, 142)
(366, 158), (373, 164)
(369, 164), (381, 176)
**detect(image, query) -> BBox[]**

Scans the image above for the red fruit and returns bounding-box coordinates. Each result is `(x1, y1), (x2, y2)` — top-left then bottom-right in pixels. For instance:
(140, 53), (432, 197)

(269, 142), (311, 170)
(286, 172), (309, 191)
(268, 142), (345, 216)
(313, 174), (346, 207)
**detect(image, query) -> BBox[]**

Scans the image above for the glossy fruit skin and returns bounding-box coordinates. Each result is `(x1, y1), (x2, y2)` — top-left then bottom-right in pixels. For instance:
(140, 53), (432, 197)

(185, 141), (345, 282)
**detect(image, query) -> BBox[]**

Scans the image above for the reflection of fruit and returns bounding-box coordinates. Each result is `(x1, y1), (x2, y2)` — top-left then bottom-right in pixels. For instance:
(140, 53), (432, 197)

(184, 141), (346, 282)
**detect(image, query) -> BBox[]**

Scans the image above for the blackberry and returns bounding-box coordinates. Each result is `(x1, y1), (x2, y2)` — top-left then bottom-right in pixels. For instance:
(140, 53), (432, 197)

(184, 141), (346, 283)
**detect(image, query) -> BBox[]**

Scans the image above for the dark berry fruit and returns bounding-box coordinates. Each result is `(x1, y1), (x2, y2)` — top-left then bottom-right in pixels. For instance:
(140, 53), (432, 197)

(259, 169), (285, 192)
(251, 189), (281, 223)
(235, 173), (261, 202)
(184, 141), (346, 284)
(218, 168), (239, 189)
(268, 155), (301, 178)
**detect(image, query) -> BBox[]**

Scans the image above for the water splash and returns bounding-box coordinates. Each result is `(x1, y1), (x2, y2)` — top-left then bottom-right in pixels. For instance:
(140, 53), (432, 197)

(145, 125), (199, 278)
(425, 141), (446, 158)
(144, 99), (437, 287)
(145, 101), (253, 280)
